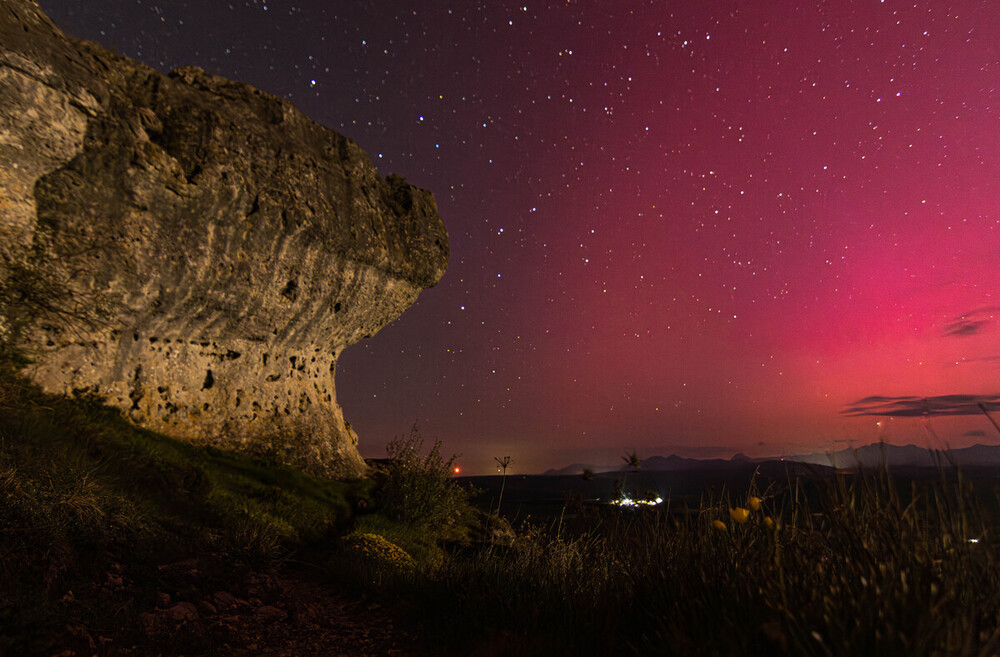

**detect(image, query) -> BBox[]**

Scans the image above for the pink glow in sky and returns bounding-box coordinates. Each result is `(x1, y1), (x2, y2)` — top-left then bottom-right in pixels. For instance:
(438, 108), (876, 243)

(43, 0), (1000, 472)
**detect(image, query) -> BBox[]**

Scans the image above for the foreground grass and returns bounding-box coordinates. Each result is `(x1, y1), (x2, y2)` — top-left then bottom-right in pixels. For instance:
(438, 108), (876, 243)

(363, 466), (1000, 656)
(0, 369), (373, 653)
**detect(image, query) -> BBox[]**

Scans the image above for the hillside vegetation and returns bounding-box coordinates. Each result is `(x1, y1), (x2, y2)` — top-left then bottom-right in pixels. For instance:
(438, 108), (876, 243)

(0, 365), (376, 653)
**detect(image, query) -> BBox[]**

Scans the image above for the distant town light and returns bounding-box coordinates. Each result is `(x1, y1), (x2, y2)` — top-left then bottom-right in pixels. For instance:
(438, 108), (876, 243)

(613, 495), (663, 507)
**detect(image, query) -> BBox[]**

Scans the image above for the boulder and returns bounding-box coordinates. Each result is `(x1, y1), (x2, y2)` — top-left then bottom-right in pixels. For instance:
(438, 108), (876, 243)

(0, 1), (448, 478)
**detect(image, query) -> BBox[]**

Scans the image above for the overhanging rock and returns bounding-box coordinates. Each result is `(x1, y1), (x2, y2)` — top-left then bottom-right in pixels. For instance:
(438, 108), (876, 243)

(0, 0), (448, 478)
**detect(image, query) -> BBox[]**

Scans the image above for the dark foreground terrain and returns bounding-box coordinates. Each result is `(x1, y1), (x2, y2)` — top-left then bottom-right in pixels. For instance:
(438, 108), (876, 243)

(0, 370), (435, 656)
(7, 368), (1000, 656)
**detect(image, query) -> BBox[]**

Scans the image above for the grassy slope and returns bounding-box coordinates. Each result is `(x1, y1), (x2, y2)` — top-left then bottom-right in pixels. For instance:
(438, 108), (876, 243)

(0, 368), (374, 651)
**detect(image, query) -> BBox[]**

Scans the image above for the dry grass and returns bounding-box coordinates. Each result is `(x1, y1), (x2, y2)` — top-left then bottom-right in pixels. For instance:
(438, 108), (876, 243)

(357, 465), (1000, 656)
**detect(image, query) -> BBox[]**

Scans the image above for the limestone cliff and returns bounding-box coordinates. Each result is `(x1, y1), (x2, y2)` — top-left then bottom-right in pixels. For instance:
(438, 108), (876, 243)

(0, 1), (448, 478)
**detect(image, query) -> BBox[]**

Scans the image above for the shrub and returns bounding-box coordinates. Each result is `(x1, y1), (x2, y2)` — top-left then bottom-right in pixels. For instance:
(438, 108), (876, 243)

(329, 532), (418, 590)
(344, 533), (416, 573)
(375, 425), (471, 533)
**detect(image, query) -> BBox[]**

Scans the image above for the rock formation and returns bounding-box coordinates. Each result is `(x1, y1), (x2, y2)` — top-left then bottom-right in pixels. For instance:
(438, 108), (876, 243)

(0, 1), (448, 478)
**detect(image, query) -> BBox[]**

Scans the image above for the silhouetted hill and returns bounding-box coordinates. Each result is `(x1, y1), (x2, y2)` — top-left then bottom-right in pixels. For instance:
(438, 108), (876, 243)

(542, 463), (622, 476)
(544, 442), (1000, 475)
(640, 454), (735, 471)
(786, 442), (1000, 468)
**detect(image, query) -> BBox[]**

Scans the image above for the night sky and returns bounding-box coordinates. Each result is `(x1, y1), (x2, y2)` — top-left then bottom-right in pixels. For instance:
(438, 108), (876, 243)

(39, 0), (1000, 473)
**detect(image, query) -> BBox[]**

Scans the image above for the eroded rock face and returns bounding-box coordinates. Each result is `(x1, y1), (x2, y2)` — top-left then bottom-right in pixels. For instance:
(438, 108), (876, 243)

(0, 1), (448, 478)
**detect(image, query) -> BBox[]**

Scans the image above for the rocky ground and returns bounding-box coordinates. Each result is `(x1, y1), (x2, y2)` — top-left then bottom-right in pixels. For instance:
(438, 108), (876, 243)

(48, 558), (423, 657)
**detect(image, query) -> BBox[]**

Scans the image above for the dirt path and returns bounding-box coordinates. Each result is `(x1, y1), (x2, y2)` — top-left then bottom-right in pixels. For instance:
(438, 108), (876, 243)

(53, 559), (424, 657)
(208, 566), (418, 657)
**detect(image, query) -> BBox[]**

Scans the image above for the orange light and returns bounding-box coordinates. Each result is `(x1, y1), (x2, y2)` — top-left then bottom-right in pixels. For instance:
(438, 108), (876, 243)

(453, 466), (461, 474)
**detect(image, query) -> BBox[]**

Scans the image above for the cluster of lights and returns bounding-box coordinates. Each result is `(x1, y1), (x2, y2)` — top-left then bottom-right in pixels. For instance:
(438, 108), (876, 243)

(614, 496), (664, 507)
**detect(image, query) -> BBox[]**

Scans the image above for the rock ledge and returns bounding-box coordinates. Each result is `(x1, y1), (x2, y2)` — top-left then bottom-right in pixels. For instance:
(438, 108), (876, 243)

(0, 0), (448, 477)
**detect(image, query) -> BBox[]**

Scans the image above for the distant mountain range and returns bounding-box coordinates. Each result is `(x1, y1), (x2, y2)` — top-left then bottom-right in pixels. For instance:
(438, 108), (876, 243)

(784, 442), (1000, 469)
(543, 442), (1000, 476)
(542, 455), (760, 476)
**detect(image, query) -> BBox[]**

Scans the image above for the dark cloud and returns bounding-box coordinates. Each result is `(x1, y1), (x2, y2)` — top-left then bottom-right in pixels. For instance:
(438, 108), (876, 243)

(943, 319), (989, 337)
(943, 306), (1000, 338)
(842, 394), (1000, 417)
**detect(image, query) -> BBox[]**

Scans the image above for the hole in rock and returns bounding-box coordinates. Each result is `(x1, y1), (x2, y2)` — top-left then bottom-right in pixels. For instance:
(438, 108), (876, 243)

(281, 279), (299, 301)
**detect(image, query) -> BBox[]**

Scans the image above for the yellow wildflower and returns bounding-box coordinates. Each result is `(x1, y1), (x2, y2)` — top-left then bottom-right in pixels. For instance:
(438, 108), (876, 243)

(764, 516), (775, 530)
(748, 496), (762, 512)
(730, 507), (750, 524)
(712, 519), (727, 531)
(344, 533), (416, 573)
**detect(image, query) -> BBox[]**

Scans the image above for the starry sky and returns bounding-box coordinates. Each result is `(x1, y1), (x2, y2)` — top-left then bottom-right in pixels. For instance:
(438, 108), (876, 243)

(40, 0), (1000, 473)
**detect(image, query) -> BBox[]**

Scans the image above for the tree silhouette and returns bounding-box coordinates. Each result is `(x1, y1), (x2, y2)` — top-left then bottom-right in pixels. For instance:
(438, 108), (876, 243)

(620, 451), (641, 502)
(494, 455), (512, 513)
